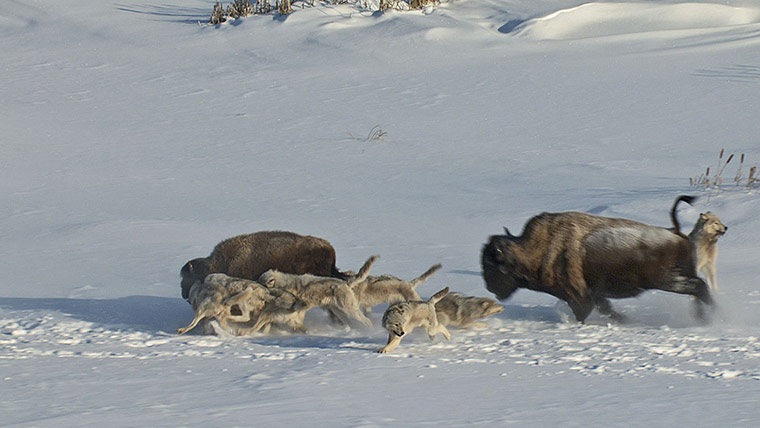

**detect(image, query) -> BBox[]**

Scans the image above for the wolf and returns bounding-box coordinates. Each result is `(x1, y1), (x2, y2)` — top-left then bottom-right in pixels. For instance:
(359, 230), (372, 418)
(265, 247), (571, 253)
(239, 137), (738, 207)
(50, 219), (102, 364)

(343, 263), (442, 315)
(177, 273), (271, 335)
(253, 255), (380, 331)
(688, 211), (727, 291)
(434, 292), (504, 328)
(378, 287), (451, 353)
(229, 286), (310, 335)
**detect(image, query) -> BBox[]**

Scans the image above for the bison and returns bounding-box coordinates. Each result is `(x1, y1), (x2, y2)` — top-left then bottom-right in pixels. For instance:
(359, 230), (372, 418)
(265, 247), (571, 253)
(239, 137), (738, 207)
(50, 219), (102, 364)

(181, 231), (345, 300)
(481, 196), (713, 323)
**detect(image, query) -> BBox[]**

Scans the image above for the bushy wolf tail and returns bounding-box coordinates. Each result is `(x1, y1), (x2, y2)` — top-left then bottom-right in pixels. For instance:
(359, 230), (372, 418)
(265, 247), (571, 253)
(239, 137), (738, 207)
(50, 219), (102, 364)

(347, 255), (379, 288)
(670, 195), (697, 236)
(427, 287), (450, 305)
(409, 263), (442, 287)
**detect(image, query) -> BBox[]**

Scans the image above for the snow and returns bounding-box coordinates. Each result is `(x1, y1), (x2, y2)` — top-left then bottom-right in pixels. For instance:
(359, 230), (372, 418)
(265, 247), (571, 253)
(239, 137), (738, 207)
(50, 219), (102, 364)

(2, 0), (760, 425)
(513, 2), (760, 40)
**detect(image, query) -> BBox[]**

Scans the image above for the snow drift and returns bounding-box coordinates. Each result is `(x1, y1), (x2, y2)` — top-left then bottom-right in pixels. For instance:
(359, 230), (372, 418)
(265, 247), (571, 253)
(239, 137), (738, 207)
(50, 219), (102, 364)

(513, 2), (760, 40)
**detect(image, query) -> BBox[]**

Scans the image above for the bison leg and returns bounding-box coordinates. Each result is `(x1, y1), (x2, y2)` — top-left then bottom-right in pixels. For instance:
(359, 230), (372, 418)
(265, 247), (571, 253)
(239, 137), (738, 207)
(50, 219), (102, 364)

(594, 297), (626, 322)
(567, 297), (594, 323)
(659, 277), (712, 304)
(659, 277), (714, 323)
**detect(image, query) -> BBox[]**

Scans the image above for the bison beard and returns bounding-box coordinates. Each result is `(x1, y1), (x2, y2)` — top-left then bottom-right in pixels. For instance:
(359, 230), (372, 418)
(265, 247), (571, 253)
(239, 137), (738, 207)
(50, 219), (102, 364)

(481, 196), (713, 323)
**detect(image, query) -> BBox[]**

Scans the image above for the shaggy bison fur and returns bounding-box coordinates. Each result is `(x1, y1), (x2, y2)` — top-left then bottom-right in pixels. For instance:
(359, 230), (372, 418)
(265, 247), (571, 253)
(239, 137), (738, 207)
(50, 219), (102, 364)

(181, 231), (344, 300)
(481, 196), (713, 322)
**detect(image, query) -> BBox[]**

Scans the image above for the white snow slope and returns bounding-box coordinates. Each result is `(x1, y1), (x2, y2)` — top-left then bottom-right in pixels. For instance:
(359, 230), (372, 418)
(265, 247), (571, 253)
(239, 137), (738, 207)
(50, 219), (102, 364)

(2, 0), (760, 426)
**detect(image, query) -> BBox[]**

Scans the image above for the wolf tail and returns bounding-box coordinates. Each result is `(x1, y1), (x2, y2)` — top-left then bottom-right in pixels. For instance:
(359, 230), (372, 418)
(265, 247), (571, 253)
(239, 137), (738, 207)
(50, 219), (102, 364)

(347, 255), (379, 288)
(409, 264), (442, 287)
(428, 287), (450, 305)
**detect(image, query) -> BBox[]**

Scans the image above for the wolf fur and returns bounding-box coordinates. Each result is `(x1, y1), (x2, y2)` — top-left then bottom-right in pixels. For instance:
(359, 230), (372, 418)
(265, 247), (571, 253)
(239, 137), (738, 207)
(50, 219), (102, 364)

(481, 195), (712, 323)
(688, 211), (727, 291)
(434, 292), (504, 329)
(378, 287), (451, 353)
(180, 231), (345, 300)
(176, 273), (255, 335)
(212, 273), (307, 334)
(229, 286), (309, 335)
(342, 263), (442, 315)
(253, 255), (380, 331)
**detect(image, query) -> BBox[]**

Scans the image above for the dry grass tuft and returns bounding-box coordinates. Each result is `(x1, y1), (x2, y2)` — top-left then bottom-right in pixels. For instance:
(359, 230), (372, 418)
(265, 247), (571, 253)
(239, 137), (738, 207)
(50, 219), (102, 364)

(381, 0), (436, 10)
(208, 0), (277, 23)
(278, 0), (293, 15)
(691, 149), (759, 191)
(227, 0), (254, 18)
(347, 125), (388, 143)
(209, 0), (437, 24)
(209, 2), (227, 24)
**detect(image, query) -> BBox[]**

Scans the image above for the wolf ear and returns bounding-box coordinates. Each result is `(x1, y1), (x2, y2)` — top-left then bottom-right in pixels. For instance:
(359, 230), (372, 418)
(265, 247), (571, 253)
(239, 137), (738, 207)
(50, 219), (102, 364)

(700, 213), (707, 220)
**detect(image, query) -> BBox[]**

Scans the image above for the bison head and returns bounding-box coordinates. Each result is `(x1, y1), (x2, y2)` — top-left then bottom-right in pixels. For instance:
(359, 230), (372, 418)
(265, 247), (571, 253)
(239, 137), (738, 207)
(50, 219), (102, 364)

(180, 258), (211, 300)
(481, 235), (523, 301)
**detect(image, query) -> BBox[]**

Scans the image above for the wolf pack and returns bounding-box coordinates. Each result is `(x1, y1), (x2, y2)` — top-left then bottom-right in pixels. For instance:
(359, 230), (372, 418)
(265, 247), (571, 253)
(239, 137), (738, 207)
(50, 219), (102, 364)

(178, 196), (726, 353)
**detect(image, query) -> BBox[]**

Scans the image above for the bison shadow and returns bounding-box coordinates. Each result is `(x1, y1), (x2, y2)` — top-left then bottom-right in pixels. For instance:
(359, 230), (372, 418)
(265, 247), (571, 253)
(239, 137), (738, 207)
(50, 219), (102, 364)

(494, 302), (565, 324)
(0, 295), (192, 333)
(493, 293), (714, 329)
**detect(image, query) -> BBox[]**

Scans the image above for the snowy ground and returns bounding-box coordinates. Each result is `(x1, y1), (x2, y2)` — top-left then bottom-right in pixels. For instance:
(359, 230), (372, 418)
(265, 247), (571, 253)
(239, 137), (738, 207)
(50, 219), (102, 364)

(2, 0), (760, 426)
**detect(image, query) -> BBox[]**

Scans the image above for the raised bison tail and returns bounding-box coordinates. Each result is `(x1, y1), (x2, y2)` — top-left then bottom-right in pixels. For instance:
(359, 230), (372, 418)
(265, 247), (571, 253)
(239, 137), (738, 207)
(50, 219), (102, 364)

(670, 195), (697, 235)
(331, 265), (348, 280)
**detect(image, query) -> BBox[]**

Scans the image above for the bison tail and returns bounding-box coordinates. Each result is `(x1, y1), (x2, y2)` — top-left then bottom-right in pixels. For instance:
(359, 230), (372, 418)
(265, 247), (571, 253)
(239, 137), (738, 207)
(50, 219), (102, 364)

(670, 195), (697, 235)
(331, 265), (348, 280)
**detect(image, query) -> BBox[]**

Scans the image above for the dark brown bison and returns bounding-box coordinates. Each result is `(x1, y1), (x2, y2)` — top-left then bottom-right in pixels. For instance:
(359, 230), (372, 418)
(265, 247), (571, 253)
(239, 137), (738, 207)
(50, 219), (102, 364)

(181, 231), (345, 300)
(481, 196), (712, 322)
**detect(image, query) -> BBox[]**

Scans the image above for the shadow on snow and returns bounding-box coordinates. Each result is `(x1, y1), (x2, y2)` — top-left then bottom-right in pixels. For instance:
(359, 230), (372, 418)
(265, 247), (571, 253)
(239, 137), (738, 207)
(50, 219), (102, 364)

(0, 295), (191, 333)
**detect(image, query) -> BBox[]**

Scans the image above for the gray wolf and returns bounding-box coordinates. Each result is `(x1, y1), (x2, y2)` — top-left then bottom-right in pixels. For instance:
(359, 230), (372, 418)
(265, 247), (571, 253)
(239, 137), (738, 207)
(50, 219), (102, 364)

(434, 292), (504, 328)
(227, 285), (309, 335)
(688, 211), (727, 291)
(343, 263), (441, 315)
(251, 255), (380, 332)
(176, 273), (253, 335)
(378, 287), (451, 353)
